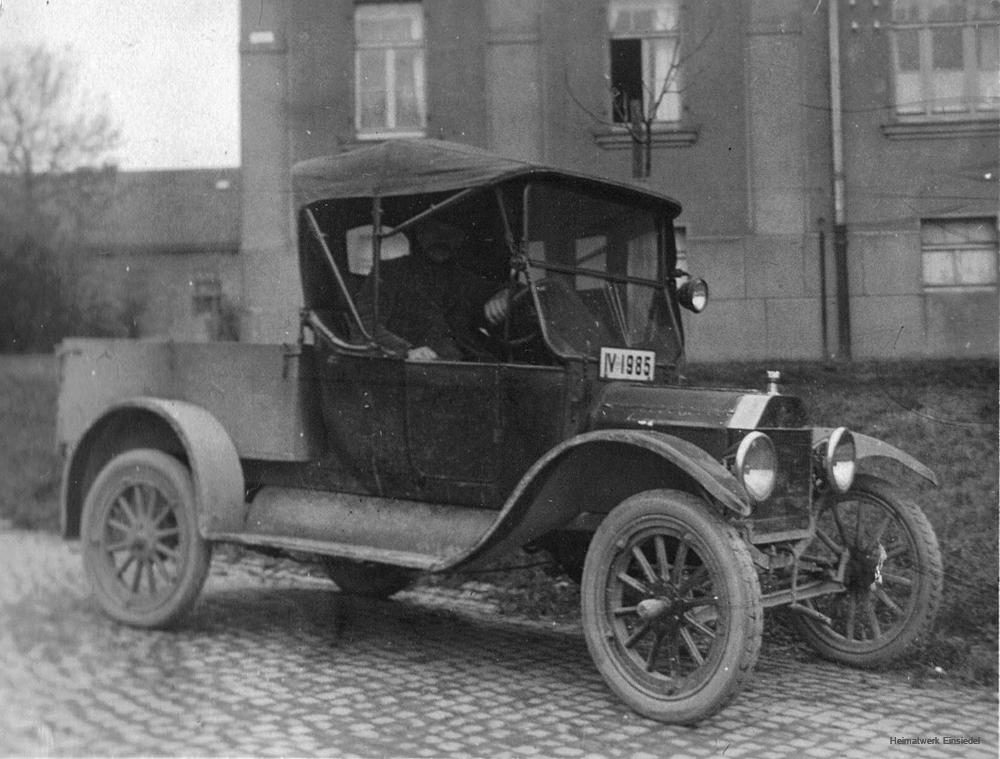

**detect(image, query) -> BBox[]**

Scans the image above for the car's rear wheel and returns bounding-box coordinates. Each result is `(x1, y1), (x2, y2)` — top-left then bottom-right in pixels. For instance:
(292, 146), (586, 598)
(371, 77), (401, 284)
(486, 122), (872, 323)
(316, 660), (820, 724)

(81, 449), (212, 628)
(321, 558), (414, 599)
(792, 474), (942, 666)
(581, 490), (762, 724)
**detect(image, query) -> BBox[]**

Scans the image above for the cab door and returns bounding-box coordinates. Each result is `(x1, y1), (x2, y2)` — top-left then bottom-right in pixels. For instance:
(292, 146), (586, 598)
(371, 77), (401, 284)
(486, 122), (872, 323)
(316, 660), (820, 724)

(406, 359), (569, 508)
(321, 345), (567, 509)
(318, 347), (412, 495)
(405, 361), (501, 494)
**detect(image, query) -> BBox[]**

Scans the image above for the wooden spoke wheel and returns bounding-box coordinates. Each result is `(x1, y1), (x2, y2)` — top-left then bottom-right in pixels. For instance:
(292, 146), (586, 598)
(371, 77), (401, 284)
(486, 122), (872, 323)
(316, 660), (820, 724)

(793, 474), (942, 666)
(581, 490), (762, 724)
(82, 449), (211, 628)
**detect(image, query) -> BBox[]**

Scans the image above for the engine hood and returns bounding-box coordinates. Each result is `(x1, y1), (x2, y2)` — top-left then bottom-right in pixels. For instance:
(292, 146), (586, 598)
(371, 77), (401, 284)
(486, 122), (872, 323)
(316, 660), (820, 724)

(590, 383), (808, 431)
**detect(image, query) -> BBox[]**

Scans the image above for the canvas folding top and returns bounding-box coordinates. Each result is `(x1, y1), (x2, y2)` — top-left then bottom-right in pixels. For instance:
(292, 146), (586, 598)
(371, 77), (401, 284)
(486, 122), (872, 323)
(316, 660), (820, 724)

(291, 138), (681, 216)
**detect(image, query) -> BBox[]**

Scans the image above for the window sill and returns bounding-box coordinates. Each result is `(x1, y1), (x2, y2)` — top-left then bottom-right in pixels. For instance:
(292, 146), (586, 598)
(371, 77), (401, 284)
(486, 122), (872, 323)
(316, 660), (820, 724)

(923, 285), (998, 294)
(881, 118), (1000, 140)
(355, 130), (428, 142)
(594, 125), (699, 150)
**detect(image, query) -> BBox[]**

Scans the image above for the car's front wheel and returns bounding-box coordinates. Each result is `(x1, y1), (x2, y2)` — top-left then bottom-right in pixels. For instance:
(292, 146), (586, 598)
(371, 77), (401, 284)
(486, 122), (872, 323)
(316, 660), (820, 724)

(581, 490), (762, 724)
(81, 449), (212, 628)
(792, 474), (943, 666)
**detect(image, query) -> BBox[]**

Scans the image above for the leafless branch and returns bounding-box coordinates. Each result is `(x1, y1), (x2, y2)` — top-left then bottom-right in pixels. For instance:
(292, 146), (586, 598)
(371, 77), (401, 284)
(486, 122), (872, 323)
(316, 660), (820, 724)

(0, 45), (120, 244)
(564, 69), (616, 128)
(562, 3), (718, 177)
(646, 13), (717, 123)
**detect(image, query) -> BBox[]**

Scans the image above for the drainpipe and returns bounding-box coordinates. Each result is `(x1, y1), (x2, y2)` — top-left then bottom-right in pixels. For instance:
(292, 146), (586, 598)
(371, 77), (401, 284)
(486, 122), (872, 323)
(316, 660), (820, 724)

(828, 0), (852, 359)
(818, 219), (830, 359)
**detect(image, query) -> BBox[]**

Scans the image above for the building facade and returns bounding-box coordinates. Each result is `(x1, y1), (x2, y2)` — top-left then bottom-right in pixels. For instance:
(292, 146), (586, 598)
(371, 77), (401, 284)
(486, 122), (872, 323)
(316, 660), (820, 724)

(238, 0), (999, 360)
(79, 169), (242, 341)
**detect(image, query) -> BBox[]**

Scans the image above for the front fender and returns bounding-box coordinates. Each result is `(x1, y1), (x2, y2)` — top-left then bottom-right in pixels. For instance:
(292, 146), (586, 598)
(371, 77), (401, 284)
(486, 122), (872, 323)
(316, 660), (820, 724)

(61, 397), (245, 539)
(812, 427), (938, 487)
(448, 429), (750, 570)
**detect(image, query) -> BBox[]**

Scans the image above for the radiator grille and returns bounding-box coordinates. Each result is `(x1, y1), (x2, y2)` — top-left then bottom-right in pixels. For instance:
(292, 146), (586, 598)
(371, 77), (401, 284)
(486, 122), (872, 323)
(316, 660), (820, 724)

(732, 428), (813, 541)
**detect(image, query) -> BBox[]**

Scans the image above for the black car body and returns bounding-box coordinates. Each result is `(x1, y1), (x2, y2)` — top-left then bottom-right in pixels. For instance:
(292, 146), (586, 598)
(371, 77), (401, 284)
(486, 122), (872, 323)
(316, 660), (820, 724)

(58, 140), (943, 723)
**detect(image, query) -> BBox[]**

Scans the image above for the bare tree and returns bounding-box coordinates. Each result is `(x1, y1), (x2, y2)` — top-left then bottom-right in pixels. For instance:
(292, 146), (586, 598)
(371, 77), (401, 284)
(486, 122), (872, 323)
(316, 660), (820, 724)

(0, 45), (120, 242)
(567, 16), (715, 179)
(0, 45), (123, 350)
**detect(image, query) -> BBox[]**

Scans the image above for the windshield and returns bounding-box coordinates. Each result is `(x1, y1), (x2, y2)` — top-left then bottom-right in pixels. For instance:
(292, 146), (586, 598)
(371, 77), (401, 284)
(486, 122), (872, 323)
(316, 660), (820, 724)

(523, 183), (682, 366)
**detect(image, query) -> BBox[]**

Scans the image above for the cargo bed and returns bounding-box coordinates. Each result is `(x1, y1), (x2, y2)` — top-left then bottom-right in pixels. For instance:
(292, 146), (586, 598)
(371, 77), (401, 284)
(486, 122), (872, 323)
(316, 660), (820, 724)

(57, 339), (324, 462)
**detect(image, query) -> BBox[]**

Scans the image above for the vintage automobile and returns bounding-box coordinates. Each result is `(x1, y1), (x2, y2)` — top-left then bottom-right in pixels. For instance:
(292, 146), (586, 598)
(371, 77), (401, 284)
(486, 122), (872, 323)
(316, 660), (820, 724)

(57, 139), (943, 724)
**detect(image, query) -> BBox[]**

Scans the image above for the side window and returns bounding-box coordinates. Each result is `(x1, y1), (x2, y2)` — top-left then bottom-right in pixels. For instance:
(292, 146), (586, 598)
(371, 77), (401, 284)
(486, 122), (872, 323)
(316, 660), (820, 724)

(354, 2), (427, 139)
(575, 236), (608, 291)
(345, 225), (411, 275)
(608, 0), (682, 124)
(890, 0), (1000, 118)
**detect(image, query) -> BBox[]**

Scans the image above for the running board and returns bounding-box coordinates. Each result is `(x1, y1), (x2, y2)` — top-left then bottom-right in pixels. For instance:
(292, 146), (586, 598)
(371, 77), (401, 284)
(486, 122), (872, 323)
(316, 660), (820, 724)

(206, 487), (498, 572)
(208, 532), (443, 570)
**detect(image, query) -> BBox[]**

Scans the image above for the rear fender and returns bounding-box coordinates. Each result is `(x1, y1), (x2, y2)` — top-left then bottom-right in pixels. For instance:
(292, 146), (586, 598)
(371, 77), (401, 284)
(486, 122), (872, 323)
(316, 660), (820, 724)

(455, 429), (750, 569)
(61, 398), (245, 539)
(812, 428), (938, 487)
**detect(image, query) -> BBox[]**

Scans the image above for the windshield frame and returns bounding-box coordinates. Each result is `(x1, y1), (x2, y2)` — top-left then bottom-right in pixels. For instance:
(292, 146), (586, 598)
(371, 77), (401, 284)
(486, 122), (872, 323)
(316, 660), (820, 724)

(519, 180), (685, 369)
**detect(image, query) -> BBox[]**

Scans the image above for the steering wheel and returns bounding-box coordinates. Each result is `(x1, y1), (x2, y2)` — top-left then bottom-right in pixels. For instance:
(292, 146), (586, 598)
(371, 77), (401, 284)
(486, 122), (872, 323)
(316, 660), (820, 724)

(459, 282), (543, 362)
(497, 282), (542, 350)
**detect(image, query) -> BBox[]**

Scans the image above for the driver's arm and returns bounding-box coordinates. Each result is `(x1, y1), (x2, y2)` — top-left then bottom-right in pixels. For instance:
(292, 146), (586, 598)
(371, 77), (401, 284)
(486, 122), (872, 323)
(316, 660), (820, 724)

(483, 289), (511, 326)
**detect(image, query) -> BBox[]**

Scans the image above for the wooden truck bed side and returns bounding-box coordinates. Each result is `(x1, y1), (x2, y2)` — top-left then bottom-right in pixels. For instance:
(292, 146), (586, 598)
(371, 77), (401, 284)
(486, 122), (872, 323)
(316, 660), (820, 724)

(56, 339), (324, 462)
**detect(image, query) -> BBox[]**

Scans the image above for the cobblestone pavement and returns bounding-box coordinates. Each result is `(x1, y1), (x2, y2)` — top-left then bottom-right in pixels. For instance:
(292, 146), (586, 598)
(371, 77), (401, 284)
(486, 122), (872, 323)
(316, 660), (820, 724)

(0, 531), (995, 758)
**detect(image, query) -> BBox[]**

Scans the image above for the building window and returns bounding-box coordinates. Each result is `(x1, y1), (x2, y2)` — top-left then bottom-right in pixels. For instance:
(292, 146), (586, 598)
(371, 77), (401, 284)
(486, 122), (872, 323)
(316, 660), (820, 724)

(921, 218), (998, 290)
(890, 0), (1000, 118)
(354, 2), (426, 138)
(192, 271), (223, 315)
(608, 0), (682, 124)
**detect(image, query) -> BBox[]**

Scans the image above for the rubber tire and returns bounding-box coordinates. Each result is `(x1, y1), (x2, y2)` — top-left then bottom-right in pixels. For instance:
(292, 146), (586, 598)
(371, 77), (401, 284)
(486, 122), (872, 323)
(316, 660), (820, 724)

(81, 449), (212, 628)
(793, 474), (943, 666)
(581, 490), (762, 725)
(322, 558), (413, 599)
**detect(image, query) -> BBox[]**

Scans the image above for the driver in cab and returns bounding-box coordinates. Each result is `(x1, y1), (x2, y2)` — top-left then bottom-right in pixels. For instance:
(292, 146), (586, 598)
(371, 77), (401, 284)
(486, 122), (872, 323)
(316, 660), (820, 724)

(355, 219), (511, 361)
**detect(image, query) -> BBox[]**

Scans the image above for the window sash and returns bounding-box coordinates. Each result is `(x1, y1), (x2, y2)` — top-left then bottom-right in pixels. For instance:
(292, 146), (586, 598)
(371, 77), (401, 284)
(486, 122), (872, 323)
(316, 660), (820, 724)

(608, 0), (682, 124)
(922, 249), (998, 286)
(977, 25), (1000, 108)
(890, 0), (1000, 116)
(609, 0), (680, 36)
(895, 0), (1000, 23)
(921, 219), (999, 288)
(355, 3), (424, 46)
(648, 37), (681, 122)
(354, 3), (426, 135)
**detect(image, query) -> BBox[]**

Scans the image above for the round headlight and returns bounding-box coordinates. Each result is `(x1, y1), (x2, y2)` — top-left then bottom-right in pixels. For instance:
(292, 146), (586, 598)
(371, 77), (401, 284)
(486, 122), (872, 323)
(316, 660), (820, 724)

(735, 431), (776, 503)
(678, 278), (709, 313)
(826, 427), (856, 493)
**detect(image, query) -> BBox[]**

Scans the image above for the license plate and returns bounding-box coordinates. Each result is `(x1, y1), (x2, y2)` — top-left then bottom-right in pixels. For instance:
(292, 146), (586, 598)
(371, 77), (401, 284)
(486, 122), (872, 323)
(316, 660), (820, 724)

(599, 347), (655, 382)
